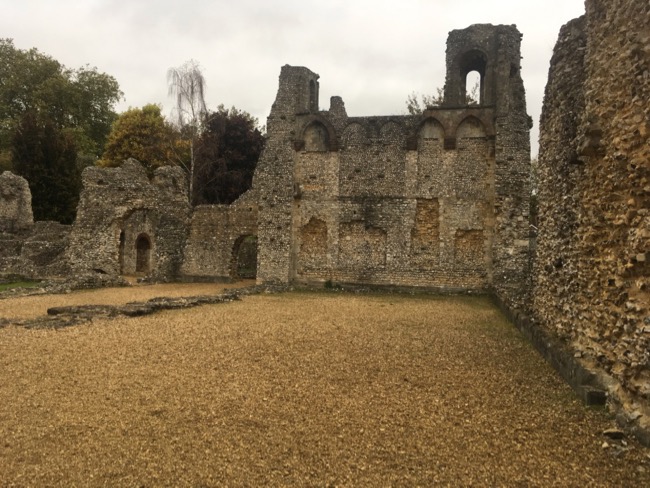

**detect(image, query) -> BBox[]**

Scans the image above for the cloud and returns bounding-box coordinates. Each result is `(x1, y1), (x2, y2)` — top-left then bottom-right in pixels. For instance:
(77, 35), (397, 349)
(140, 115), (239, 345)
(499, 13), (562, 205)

(0, 0), (586, 154)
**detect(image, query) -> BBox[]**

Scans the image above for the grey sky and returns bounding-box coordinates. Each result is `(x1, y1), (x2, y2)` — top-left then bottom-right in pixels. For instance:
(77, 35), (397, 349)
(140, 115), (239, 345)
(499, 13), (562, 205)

(1, 0), (586, 156)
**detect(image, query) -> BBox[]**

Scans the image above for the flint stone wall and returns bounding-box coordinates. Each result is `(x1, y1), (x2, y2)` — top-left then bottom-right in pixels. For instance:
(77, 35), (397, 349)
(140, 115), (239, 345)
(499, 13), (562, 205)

(255, 24), (531, 311)
(67, 159), (190, 279)
(180, 190), (258, 280)
(0, 171), (33, 232)
(0, 172), (70, 278)
(534, 0), (650, 434)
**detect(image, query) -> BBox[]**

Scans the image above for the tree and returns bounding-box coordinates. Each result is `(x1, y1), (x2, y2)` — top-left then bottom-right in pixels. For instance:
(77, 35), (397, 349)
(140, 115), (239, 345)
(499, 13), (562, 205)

(0, 38), (122, 166)
(98, 104), (177, 175)
(11, 111), (80, 224)
(406, 88), (444, 115)
(405, 81), (479, 115)
(167, 60), (207, 202)
(193, 105), (265, 205)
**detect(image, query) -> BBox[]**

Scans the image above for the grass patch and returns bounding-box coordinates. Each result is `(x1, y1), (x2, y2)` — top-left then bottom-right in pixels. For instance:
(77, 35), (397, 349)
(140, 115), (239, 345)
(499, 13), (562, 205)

(0, 280), (41, 292)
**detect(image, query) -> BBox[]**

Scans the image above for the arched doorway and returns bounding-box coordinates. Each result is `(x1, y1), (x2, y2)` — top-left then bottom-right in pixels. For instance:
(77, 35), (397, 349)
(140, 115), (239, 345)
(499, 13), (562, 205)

(135, 233), (152, 274)
(231, 235), (257, 279)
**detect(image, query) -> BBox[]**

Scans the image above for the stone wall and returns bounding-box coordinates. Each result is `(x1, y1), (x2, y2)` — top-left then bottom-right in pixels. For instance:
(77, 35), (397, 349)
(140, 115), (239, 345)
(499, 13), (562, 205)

(181, 190), (258, 280)
(255, 25), (531, 307)
(534, 0), (649, 434)
(0, 171), (33, 233)
(67, 159), (190, 279)
(0, 172), (70, 279)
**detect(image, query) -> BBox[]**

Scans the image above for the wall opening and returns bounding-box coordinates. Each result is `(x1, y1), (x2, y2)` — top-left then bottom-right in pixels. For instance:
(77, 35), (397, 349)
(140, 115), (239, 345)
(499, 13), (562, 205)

(135, 233), (151, 274)
(231, 235), (258, 279)
(465, 70), (481, 105)
(459, 50), (487, 105)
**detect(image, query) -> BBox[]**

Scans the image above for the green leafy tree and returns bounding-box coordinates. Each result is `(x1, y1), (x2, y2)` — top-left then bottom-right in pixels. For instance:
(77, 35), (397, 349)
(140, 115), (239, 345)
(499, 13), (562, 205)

(193, 105), (265, 205)
(11, 111), (80, 223)
(0, 38), (122, 166)
(98, 104), (177, 175)
(405, 81), (479, 115)
(405, 88), (444, 115)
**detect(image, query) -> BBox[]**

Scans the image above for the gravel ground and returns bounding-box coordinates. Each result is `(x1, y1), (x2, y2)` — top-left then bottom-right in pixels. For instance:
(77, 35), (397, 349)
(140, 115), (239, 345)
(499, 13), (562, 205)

(0, 281), (252, 321)
(0, 287), (649, 486)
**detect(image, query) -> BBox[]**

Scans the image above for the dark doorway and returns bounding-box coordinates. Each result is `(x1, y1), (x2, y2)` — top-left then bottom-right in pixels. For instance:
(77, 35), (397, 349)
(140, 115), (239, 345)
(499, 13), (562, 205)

(135, 234), (151, 273)
(231, 235), (257, 279)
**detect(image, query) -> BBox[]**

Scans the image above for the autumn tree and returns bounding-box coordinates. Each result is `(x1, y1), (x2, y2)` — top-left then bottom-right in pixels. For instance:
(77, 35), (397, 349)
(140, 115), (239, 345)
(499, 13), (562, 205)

(193, 105), (265, 205)
(11, 111), (80, 223)
(98, 104), (177, 175)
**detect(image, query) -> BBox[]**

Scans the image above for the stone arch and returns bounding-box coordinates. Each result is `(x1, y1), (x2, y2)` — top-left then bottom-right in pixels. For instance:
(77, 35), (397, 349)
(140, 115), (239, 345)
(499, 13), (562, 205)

(135, 233), (152, 274)
(458, 49), (487, 105)
(445, 47), (491, 106)
(303, 121), (330, 152)
(379, 120), (404, 143)
(455, 116), (488, 139)
(418, 118), (445, 147)
(231, 234), (257, 279)
(341, 122), (368, 147)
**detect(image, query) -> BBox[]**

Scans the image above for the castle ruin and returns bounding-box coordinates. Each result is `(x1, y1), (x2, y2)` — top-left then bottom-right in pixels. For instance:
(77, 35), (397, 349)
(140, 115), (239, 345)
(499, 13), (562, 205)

(1, 4), (648, 441)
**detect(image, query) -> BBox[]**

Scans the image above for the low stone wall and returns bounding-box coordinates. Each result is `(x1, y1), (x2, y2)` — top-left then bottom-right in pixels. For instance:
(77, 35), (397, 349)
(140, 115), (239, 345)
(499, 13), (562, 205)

(0, 172), (70, 279)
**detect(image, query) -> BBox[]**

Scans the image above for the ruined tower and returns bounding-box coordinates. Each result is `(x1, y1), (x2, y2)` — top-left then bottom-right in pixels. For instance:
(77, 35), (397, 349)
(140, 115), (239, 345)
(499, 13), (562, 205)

(254, 24), (531, 311)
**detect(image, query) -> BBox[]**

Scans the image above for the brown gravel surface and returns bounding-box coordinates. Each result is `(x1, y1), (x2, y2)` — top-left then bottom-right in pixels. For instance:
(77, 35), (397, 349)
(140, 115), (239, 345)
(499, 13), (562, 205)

(0, 289), (649, 487)
(0, 281), (252, 321)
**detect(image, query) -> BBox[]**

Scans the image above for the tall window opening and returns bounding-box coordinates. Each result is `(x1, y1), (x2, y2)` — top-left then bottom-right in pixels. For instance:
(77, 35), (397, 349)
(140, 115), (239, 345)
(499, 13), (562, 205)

(465, 70), (481, 106)
(458, 49), (487, 105)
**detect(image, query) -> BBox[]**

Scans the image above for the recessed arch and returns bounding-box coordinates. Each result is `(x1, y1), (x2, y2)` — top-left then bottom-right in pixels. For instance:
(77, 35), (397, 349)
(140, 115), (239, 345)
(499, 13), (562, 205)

(379, 120), (404, 142)
(303, 121), (329, 152)
(419, 117), (445, 140)
(458, 49), (487, 105)
(341, 122), (368, 146)
(135, 233), (152, 274)
(455, 116), (488, 139)
(231, 234), (257, 279)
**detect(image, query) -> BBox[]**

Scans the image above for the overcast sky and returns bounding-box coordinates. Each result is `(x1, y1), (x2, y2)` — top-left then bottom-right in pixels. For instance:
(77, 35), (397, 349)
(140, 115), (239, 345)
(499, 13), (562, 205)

(2, 0), (586, 156)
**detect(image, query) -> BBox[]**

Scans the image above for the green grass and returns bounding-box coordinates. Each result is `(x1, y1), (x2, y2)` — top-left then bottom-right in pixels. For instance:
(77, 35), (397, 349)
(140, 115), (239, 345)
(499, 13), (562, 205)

(0, 281), (42, 292)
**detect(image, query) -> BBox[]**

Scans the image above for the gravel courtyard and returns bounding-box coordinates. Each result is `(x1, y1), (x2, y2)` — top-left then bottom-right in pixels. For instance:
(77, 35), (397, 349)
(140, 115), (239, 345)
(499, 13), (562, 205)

(0, 285), (648, 486)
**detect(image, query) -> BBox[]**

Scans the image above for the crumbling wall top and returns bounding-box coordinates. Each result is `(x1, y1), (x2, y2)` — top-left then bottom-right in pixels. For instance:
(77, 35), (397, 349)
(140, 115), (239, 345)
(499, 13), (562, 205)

(0, 171), (34, 233)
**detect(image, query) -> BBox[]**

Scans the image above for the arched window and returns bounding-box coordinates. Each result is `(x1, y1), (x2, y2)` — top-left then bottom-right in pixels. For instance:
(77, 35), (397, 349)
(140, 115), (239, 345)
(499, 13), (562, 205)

(465, 70), (481, 106)
(459, 50), (487, 105)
